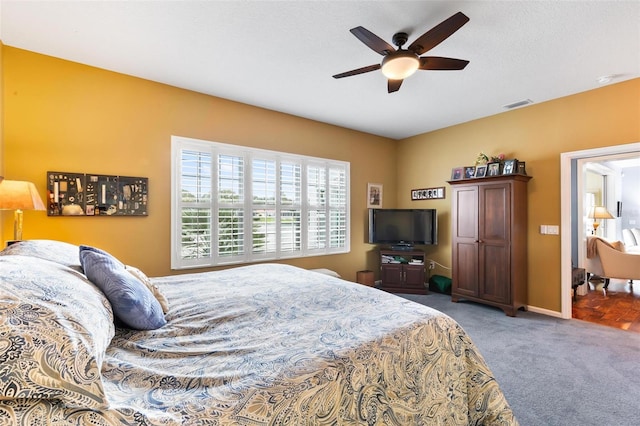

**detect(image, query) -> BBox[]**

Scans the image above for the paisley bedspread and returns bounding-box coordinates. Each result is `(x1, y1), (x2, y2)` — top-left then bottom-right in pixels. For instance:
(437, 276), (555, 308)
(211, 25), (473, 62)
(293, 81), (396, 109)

(1, 246), (516, 425)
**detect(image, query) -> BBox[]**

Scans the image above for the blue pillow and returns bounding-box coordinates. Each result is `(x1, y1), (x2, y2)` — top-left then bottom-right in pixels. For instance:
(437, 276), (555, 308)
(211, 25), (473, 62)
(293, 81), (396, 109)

(79, 244), (123, 271)
(80, 248), (166, 330)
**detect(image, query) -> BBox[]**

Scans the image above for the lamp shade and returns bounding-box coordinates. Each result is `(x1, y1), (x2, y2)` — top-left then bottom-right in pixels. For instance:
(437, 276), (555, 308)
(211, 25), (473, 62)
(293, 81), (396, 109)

(0, 180), (46, 211)
(587, 206), (614, 220)
(0, 180), (45, 241)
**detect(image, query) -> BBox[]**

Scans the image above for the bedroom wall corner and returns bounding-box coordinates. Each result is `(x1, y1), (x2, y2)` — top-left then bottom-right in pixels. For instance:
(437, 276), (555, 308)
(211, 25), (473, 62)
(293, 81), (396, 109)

(396, 78), (640, 313)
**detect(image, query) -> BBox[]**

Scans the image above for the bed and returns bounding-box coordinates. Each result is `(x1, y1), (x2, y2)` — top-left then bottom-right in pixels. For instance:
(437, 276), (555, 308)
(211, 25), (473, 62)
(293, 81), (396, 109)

(0, 240), (516, 425)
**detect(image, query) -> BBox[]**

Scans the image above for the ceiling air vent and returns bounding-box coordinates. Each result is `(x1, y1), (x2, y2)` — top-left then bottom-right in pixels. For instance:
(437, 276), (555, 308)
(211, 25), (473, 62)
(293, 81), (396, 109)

(503, 99), (533, 110)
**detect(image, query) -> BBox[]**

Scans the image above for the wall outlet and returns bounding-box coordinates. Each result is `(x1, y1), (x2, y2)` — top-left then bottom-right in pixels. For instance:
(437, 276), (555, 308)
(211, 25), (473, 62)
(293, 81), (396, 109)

(428, 260), (436, 270)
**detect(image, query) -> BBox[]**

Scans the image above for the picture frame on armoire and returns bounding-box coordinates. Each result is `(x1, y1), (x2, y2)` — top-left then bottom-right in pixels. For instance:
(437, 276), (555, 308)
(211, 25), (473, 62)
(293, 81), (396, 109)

(502, 159), (518, 175)
(450, 167), (464, 180)
(464, 166), (475, 179)
(487, 162), (501, 176)
(474, 165), (487, 178)
(517, 161), (527, 175)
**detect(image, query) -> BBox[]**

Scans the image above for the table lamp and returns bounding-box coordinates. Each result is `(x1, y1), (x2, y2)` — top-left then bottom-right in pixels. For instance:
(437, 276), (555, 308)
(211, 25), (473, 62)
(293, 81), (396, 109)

(587, 205), (614, 235)
(0, 180), (46, 241)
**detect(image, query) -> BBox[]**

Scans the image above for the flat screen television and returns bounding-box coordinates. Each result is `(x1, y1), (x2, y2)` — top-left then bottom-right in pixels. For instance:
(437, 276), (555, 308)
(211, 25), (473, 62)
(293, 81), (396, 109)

(368, 208), (438, 248)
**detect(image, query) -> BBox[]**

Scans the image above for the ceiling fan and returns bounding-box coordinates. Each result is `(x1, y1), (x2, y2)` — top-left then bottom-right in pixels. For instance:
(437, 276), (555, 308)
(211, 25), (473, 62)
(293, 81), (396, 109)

(333, 11), (470, 93)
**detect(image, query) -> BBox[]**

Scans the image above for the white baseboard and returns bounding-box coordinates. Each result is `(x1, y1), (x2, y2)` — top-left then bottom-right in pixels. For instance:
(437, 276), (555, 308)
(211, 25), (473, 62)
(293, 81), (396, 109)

(527, 305), (564, 318)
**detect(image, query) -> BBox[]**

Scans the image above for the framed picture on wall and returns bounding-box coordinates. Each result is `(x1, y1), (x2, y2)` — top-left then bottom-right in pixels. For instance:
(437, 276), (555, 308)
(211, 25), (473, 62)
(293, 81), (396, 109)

(411, 187), (445, 200)
(367, 183), (383, 208)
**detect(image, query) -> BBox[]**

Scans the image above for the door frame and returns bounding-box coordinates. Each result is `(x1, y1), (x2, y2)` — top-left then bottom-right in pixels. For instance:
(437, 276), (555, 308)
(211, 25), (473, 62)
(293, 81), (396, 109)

(560, 142), (640, 319)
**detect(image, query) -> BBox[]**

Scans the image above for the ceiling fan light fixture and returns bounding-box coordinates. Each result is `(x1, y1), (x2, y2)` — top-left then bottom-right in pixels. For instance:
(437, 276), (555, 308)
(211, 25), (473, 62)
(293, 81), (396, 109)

(381, 52), (420, 80)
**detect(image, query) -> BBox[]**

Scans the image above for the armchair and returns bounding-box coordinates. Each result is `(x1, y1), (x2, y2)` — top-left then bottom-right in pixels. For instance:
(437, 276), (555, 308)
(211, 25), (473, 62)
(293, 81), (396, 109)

(585, 236), (640, 289)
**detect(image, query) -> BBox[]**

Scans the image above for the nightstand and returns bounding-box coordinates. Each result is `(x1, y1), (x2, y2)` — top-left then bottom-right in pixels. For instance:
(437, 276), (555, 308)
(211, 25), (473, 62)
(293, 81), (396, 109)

(356, 270), (374, 286)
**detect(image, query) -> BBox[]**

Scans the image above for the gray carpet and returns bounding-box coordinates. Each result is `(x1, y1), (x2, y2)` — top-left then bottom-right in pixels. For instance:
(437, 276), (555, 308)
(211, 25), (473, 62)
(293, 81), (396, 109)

(399, 292), (640, 426)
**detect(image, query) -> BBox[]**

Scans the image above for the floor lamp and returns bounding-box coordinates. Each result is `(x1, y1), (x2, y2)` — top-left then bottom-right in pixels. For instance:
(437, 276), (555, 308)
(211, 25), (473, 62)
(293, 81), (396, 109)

(0, 180), (46, 242)
(587, 205), (614, 235)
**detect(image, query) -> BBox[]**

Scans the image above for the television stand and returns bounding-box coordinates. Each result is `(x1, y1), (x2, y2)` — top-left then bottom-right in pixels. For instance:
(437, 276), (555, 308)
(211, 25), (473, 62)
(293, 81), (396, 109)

(379, 249), (426, 294)
(390, 244), (414, 251)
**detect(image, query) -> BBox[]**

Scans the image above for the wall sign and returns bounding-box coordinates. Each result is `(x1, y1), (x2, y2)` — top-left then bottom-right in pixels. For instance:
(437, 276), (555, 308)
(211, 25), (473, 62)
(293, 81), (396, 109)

(47, 171), (148, 216)
(411, 187), (445, 200)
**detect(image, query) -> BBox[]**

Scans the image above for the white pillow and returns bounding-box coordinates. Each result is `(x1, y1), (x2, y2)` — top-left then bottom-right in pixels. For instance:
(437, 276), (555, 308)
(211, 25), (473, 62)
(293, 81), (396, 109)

(309, 268), (341, 278)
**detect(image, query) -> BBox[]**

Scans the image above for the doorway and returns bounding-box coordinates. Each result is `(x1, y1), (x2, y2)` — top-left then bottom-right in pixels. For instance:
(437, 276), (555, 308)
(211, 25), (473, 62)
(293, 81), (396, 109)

(560, 142), (640, 319)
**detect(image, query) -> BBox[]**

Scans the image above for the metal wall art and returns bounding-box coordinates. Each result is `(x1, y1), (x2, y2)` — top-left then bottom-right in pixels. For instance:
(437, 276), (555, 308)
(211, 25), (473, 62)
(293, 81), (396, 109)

(47, 171), (148, 216)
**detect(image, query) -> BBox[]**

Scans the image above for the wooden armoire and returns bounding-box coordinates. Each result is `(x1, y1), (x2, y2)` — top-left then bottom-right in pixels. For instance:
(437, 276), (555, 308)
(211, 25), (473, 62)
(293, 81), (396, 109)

(448, 174), (531, 316)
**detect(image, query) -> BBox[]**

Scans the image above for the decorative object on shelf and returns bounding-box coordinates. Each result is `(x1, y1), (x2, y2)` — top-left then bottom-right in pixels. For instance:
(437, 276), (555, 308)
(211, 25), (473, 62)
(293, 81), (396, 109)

(475, 152), (489, 165)
(587, 205), (614, 235)
(464, 166), (475, 179)
(474, 165), (487, 178)
(47, 171), (148, 216)
(367, 183), (383, 208)
(476, 152), (505, 166)
(451, 158), (527, 181)
(450, 167), (464, 180)
(487, 162), (501, 176)
(517, 161), (527, 175)
(490, 153), (505, 163)
(0, 180), (46, 240)
(451, 155), (525, 181)
(411, 187), (445, 200)
(502, 159), (518, 175)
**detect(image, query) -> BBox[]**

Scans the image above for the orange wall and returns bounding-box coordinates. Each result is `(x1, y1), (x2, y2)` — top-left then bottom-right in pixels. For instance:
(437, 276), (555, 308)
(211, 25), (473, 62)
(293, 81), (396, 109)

(2, 45), (639, 313)
(1, 46), (397, 279)
(0, 41), (4, 237)
(397, 78), (640, 311)
(0, 41), (4, 178)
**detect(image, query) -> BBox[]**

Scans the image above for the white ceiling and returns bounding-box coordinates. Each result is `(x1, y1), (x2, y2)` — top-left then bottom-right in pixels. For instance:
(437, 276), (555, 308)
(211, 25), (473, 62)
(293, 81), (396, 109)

(1, 1), (639, 140)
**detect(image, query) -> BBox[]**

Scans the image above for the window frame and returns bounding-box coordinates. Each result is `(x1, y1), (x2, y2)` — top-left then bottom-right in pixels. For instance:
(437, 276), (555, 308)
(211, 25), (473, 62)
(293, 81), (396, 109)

(171, 136), (350, 269)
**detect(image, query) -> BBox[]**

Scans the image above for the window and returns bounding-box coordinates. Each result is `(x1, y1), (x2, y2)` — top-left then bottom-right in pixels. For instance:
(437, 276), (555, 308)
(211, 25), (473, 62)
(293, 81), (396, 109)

(171, 136), (350, 269)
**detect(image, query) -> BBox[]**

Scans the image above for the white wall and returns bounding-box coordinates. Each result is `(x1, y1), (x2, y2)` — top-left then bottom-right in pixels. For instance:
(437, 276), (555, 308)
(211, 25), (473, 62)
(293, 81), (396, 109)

(621, 166), (640, 230)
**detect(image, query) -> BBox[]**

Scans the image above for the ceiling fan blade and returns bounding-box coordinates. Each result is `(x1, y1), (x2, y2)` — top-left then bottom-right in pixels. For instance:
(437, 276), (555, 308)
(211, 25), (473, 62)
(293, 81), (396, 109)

(388, 79), (403, 93)
(408, 11), (469, 55)
(419, 56), (469, 70)
(350, 26), (396, 55)
(333, 64), (381, 79)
